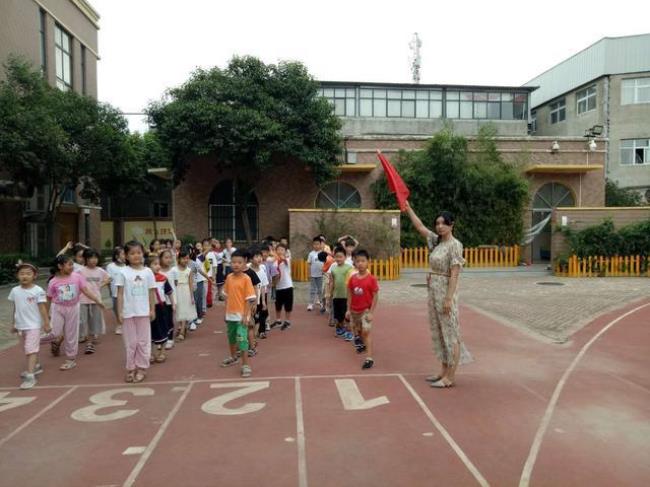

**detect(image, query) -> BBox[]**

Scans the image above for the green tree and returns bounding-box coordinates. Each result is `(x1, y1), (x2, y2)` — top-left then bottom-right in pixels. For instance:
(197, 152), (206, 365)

(373, 126), (529, 247)
(147, 56), (342, 243)
(0, 56), (148, 252)
(605, 179), (643, 207)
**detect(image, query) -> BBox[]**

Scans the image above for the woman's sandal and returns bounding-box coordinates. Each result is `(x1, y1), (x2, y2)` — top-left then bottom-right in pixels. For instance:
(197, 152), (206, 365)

(59, 360), (76, 371)
(430, 379), (455, 388)
(425, 375), (442, 383)
(133, 370), (146, 383)
(125, 370), (135, 383)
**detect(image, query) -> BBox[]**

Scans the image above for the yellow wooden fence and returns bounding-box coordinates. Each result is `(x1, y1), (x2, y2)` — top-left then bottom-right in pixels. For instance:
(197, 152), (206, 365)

(555, 255), (650, 277)
(401, 245), (521, 268)
(291, 257), (401, 282)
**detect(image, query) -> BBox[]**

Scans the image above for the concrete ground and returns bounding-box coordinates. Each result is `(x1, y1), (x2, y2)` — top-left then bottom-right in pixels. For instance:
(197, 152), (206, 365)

(0, 283), (648, 486)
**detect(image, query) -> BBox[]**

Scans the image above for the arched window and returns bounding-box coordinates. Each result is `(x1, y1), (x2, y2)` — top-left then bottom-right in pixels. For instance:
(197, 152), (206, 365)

(209, 180), (258, 241)
(316, 182), (361, 209)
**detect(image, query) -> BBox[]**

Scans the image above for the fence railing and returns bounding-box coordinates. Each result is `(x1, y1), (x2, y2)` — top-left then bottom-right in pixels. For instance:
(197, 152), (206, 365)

(555, 255), (650, 277)
(401, 245), (521, 269)
(291, 257), (401, 282)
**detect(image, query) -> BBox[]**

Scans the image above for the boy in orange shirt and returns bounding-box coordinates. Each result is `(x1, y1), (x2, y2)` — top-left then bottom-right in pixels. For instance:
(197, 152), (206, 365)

(220, 250), (257, 377)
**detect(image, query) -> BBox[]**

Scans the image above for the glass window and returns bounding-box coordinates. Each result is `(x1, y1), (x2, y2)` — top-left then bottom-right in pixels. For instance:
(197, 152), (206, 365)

(416, 100), (428, 118)
(446, 101), (459, 118)
(346, 98), (355, 116)
(622, 78), (650, 104)
(334, 98), (345, 116)
(474, 102), (487, 119)
(487, 102), (500, 119)
(80, 45), (87, 95)
(460, 92), (473, 118)
(360, 89), (373, 98)
(39, 9), (47, 75)
(550, 98), (566, 124)
(430, 100), (443, 118)
(373, 89), (386, 98)
(530, 109), (537, 133)
(513, 93), (527, 120)
(323, 88), (334, 97)
(209, 180), (259, 241)
(360, 98), (372, 116)
(401, 100), (415, 117)
(620, 139), (650, 165)
(402, 90), (415, 99)
(334, 88), (346, 97)
(373, 99), (386, 117)
(387, 99), (401, 117)
(430, 90), (442, 100)
(576, 85), (597, 114)
(316, 182), (361, 209)
(416, 90), (428, 100)
(321, 86), (356, 116)
(54, 24), (72, 91)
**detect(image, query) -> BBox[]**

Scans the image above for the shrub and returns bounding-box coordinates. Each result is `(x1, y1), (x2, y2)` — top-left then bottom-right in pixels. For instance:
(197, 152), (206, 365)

(559, 218), (650, 258)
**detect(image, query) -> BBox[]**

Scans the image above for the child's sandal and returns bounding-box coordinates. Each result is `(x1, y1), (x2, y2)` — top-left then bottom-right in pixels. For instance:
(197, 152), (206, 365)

(51, 339), (61, 357)
(125, 370), (135, 383)
(133, 370), (146, 383)
(177, 334), (185, 342)
(155, 352), (166, 363)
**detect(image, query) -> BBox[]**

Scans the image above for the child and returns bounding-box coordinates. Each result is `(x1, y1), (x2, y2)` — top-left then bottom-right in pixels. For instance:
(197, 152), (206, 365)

(212, 239), (226, 301)
(221, 250), (257, 377)
(338, 235), (359, 266)
(189, 246), (212, 330)
(250, 247), (270, 339)
(159, 249), (178, 349)
(346, 249), (379, 369)
(9, 263), (51, 389)
(47, 255), (104, 371)
(106, 246), (126, 335)
(329, 247), (354, 338)
(261, 242), (279, 325)
(223, 238), (237, 277)
(116, 241), (156, 383)
(79, 249), (110, 354)
(272, 243), (293, 330)
(149, 239), (161, 257)
(148, 256), (173, 363)
(173, 249), (197, 341)
(279, 237), (292, 259)
(306, 237), (325, 313)
(242, 250), (261, 356)
(72, 243), (88, 272)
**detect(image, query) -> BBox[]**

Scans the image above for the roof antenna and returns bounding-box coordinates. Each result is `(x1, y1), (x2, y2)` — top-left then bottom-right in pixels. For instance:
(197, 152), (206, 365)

(409, 32), (422, 84)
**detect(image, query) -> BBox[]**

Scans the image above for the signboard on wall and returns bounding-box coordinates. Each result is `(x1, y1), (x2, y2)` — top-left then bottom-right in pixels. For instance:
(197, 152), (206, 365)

(123, 221), (175, 248)
(100, 221), (114, 250)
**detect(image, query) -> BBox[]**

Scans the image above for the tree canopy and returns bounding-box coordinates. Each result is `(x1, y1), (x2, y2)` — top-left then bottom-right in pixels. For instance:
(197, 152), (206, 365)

(373, 125), (530, 248)
(147, 56), (342, 186)
(0, 56), (155, 251)
(605, 179), (643, 207)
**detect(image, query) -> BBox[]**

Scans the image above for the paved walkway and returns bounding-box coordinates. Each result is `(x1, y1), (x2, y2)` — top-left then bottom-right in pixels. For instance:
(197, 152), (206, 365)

(0, 292), (648, 486)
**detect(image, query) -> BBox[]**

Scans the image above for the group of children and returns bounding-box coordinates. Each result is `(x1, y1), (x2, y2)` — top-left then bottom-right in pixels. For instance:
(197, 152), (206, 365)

(8, 232), (379, 388)
(305, 234), (379, 370)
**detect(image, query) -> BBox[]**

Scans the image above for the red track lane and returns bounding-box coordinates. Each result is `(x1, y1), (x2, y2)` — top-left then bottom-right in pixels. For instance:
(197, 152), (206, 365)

(0, 295), (648, 487)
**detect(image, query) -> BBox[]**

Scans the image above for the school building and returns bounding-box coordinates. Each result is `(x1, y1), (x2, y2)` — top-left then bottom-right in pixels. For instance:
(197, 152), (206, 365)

(0, 0), (102, 255)
(158, 81), (605, 263)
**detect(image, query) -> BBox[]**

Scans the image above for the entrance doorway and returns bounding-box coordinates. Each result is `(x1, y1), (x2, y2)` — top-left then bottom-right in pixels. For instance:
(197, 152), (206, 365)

(208, 180), (259, 242)
(531, 182), (575, 262)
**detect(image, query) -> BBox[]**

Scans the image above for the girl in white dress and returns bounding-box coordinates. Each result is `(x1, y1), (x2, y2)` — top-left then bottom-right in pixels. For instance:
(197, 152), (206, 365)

(173, 250), (196, 341)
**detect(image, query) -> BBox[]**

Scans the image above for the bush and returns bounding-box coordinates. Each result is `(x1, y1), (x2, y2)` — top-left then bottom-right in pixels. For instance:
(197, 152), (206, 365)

(605, 179), (643, 207)
(0, 253), (31, 285)
(559, 218), (650, 258)
(373, 125), (529, 247)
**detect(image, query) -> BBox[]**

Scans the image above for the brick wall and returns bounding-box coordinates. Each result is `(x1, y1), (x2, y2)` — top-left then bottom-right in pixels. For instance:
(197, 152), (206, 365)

(551, 207), (650, 260)
(289, 209), (401, 259)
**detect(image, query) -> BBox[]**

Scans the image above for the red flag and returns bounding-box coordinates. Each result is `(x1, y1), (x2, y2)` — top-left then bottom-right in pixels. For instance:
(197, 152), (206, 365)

(376, 150), (410, 211)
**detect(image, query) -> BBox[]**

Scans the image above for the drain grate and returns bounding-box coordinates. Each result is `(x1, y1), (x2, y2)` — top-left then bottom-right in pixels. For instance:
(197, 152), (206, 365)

(536, 282), (565, 286)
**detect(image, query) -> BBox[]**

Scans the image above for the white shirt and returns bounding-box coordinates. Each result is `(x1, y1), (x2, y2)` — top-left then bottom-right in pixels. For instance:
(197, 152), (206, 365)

(223, 247), (237, 266)
(160, 267), (177, 305)
(192, 259), (206, 283)
(73, 262), (84, 273)
(116, 266), (155, 319)
(9, 285), (47, 330)
(276, 258), (293, 290)
(307, 250), (324, 278)
(106, 262), (125, 298)
(345, 256), (354, 266)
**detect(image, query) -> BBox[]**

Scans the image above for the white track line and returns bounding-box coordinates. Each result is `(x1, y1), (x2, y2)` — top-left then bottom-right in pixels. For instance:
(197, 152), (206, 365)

(398, 374), (490, 487)
(0, 372), (421, 390)
(0, 386), (77, 449)
(294, 377), (309, 487)
(122, 382), (194, 487)
(519, 302), (650, 487)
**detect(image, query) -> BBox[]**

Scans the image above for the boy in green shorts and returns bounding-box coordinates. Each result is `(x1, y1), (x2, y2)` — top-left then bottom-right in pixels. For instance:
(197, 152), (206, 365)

(220, 250), (257, 377)
(329, 246), (353, 339)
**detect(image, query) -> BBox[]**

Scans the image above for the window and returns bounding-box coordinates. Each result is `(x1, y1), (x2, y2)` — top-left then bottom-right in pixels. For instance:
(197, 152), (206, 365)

(621, 139), (650, 165)
(549, 98), (566, 124)
(61, 187), (76, 203)
(153, 202), (169, 218)
(54, 24), (72, 91)
(81, 44), (87, 95)
(345, 151), (357, 164)
(321, 87), (355, 116)
(576, 85), (597, 114)
(316, 182), (361, 209)
(208, 180), (258, 241)
(530, 110), (537, 134)
(622, 77), (650, 105)
(39, 9), (47, 75)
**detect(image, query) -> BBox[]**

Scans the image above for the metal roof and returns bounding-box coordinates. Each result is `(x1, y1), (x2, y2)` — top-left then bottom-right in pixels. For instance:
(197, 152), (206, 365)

(524, 33), (650, 108)
(319, 80), (536, 92)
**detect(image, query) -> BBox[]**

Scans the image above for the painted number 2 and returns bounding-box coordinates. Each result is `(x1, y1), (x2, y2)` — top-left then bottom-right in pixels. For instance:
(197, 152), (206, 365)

(201, 381), (270, 416)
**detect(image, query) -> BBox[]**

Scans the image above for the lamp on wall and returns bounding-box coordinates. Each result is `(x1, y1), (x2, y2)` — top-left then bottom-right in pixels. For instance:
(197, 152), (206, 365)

(588, 139), (597, 151)
(551, 141), (560, 153)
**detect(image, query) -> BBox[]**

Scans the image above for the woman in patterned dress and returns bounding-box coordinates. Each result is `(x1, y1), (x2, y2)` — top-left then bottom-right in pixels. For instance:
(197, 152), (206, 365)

(404, 201), (472, 388)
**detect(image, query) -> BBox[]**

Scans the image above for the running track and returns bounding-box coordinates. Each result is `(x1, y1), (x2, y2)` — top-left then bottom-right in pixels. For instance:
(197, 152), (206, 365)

(0, 296), (648, 487)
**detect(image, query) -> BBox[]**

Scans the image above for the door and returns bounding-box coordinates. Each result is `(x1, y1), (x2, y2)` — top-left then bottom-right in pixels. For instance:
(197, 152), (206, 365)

(531, 183), (575, 262)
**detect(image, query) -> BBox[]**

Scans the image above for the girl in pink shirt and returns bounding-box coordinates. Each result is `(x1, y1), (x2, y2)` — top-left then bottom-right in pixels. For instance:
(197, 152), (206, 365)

(47, 255), (104, 370)
(78, 249), (110, 353)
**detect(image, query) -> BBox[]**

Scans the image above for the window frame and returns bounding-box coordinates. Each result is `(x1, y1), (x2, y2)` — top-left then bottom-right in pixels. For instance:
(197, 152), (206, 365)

(576, 85), (597, 115)
(39, 9), (47, 76)
(620, 139), (650, 166)
(54, 23), (73, 91)
(549, 98), (566, 124)
(621, 77), (650, 105)
(316, 181), (362, 209)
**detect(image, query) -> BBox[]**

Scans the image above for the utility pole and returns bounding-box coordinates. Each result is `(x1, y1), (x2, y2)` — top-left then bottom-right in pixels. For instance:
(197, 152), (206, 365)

(409, 33), (422, 84)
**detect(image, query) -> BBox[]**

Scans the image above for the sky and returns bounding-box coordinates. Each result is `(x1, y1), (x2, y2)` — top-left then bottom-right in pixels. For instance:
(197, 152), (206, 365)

(92, 0), (650, 132)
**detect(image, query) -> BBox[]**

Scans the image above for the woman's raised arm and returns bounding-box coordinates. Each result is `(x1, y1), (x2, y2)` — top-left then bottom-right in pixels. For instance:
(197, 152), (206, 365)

(404, 201), (431, 239)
